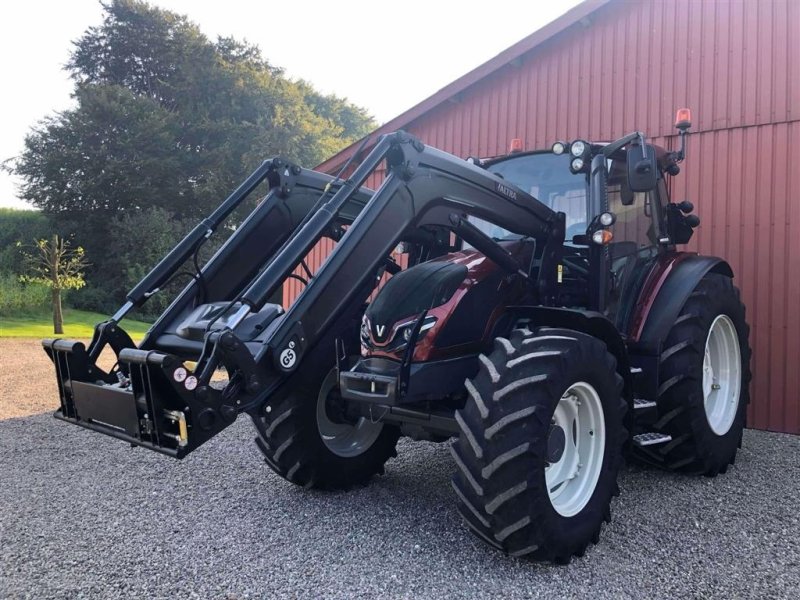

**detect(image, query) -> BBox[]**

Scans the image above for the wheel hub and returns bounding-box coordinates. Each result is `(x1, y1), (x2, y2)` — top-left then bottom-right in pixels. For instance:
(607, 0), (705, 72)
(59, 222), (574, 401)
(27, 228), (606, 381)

(316, 370), (384, 458)
(546, 424), (566, 463)
(322, 388), (352, 425)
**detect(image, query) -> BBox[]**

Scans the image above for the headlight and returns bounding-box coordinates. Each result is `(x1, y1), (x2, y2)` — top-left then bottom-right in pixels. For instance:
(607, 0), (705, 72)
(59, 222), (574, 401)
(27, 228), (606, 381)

(394, 315), (438, 349)
(570, 140), (587, 157)
(599, 212), (616, 226)
(570, 157), (584, 171)
(552, 141), (566, 155)
(360, 316), (370, 338)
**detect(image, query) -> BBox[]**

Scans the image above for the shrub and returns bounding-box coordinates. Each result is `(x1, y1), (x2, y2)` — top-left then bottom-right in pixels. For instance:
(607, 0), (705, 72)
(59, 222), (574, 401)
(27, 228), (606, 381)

(0, 208), (51, 274)
(72, 206), (197, 319)
(0, 273), (50, 317)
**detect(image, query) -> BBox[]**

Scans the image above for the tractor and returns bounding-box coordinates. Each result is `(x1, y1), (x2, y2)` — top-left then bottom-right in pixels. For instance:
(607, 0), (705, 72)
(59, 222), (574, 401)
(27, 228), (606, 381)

(44, 109), (751, 563)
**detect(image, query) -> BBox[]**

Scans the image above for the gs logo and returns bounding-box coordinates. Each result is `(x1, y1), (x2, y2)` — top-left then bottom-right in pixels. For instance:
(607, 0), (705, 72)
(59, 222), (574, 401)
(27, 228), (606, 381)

(279, 347), (297, 369)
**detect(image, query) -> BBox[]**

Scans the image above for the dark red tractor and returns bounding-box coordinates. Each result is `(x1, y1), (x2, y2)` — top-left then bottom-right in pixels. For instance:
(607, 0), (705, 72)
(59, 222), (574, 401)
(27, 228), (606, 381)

(44, 109), (751, 563)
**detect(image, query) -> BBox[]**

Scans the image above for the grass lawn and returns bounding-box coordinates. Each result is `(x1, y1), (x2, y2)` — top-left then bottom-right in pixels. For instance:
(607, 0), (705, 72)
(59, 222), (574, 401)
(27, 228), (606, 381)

(0, 308), (151, 339)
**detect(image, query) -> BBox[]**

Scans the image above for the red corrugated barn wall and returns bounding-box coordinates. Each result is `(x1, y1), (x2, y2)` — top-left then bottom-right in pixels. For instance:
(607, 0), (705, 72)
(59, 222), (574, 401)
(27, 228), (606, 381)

(285, 0), (800, 433)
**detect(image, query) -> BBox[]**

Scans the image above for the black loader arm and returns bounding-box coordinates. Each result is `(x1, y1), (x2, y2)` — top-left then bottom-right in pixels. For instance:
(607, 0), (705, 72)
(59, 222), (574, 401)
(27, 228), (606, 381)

(139, 165), (371, 351)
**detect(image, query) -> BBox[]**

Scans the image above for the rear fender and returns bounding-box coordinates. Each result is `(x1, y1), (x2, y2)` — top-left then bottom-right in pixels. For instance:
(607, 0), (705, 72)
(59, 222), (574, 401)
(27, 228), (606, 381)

(633, 254), (733, 355)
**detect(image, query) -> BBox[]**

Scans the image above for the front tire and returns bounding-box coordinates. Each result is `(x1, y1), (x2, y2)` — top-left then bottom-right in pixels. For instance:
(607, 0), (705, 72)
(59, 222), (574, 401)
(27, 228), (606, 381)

(252, 366), (400, 490)
(451, 327), (626, 562)
(633, 273), (751, 475)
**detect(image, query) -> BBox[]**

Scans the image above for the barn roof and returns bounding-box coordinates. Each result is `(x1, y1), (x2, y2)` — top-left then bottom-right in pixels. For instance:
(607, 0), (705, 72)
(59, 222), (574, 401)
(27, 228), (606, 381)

(315, 0), (611, 173)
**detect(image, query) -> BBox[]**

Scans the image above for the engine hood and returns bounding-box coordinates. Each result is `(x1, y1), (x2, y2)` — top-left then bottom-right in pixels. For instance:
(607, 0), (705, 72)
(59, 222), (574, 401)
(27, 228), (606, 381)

(364, 260), (468, 345)
(361, 242), (530, 361)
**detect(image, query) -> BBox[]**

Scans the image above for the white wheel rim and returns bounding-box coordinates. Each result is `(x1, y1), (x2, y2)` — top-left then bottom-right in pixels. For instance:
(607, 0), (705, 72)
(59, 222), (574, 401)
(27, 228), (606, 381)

(316, 370), (384, 458)
(703, 314), (742, 435)
(545, 381), (605, 518)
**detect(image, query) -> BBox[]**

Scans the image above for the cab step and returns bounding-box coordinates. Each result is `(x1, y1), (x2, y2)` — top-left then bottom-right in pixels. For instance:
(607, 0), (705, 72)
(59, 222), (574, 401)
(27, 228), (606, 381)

(633, 432), (672, 447)
(633, 397), (657, 409)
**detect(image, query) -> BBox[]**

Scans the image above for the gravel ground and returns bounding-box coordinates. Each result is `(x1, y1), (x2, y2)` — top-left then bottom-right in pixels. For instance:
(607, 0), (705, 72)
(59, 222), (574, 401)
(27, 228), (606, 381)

(1, 339), (799, 599)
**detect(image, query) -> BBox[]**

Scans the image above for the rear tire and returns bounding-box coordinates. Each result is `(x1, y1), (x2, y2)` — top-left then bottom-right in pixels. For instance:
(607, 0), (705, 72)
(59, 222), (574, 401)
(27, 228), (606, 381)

(632, 273), (751, 475)
(451, 327), (626, 562)
(251, 365), (400, 490)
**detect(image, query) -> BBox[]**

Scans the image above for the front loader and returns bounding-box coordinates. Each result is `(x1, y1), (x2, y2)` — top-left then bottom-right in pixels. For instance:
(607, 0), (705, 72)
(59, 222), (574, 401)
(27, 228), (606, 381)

(44, 109), (751, 563)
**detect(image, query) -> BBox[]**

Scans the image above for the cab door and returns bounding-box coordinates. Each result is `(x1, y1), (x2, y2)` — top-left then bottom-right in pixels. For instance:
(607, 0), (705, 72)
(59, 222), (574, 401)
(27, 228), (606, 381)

(604, 167), (669, 333)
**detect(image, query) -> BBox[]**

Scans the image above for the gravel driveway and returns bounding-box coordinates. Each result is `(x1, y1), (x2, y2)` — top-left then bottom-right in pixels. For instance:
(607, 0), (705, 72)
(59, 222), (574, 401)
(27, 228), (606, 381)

(1, 339), (799, 599)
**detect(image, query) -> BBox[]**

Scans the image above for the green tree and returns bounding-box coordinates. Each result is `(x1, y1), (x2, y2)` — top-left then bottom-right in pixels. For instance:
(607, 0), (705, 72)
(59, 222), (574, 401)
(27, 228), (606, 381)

(0, 208), (51, 274)
(9, 0), (375, 314)
(104, 206), (194, 319)
(21, 235), (89, 334)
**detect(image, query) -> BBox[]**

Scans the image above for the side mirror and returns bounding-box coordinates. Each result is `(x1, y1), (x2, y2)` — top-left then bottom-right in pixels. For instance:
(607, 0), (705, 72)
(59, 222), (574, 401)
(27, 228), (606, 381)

(627, 142), (657, 192)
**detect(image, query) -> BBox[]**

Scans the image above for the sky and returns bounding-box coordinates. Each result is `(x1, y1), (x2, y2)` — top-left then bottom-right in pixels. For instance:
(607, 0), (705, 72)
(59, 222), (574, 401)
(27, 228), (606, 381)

(0, 0), (583, 209)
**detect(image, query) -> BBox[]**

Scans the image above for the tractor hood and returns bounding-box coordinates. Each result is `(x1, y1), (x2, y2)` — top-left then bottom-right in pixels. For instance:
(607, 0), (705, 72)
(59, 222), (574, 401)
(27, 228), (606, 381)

(361, 242), (531, 362)
(363, 260), (468, 346)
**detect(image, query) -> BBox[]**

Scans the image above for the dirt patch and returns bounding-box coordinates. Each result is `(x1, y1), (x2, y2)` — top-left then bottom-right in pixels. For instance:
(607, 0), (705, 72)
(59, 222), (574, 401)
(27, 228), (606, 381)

(0, 338), (59, 419)
(0, 338), (118, 419)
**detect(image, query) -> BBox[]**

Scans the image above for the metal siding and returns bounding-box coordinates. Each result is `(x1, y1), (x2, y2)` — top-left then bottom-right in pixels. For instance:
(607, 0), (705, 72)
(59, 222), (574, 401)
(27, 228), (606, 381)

(786, 121), (800, 434)
(669, 123), (799, 434)
(296, 0), (798, 432)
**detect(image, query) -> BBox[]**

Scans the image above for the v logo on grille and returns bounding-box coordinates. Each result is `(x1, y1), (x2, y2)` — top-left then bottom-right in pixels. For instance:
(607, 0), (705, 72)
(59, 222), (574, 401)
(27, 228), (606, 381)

(375, 324), (385, 337)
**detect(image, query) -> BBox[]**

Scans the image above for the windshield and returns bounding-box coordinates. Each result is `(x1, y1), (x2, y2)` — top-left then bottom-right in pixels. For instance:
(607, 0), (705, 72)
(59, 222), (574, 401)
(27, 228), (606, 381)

(465, 151), (657, 250)
(486, 153), (589, 239)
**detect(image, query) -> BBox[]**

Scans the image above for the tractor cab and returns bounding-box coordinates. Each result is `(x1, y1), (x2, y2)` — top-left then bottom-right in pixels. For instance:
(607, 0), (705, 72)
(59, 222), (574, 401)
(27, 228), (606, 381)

(470, 129), (698, 333)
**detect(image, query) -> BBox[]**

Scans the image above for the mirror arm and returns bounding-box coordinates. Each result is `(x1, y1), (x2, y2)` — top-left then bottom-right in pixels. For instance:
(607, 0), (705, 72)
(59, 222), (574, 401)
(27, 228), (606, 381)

(602, 131), (644, 158)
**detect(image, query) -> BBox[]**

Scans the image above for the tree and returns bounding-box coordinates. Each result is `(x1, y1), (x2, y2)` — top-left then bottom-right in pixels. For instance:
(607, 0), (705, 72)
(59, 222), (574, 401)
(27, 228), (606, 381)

(21, 236), (89, 334)
(105, 206), (195, 318)
(0, 208), (51, 275)
(9, 0), (375, 314)
(14, 0), (375, 220)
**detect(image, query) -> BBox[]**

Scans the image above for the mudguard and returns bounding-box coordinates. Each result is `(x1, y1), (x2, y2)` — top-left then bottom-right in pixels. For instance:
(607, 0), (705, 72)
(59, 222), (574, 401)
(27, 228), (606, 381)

(505, 305), (633, 393)
(635, 254), (733, 355)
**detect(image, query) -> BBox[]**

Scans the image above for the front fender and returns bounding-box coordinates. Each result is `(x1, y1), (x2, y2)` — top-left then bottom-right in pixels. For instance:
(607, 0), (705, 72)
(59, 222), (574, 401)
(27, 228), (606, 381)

(504, 306), (633, 394)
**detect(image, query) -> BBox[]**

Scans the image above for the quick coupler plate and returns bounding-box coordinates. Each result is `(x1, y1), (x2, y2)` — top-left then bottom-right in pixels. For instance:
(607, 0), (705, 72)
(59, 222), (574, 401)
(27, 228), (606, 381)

(43, 339), (237, 458)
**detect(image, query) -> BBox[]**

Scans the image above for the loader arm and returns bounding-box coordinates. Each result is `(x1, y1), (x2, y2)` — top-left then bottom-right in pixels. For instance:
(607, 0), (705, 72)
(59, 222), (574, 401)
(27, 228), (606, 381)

(197, 132), (565, 420)
(139, 166), (373, 355)
(245, 133), (562, 383)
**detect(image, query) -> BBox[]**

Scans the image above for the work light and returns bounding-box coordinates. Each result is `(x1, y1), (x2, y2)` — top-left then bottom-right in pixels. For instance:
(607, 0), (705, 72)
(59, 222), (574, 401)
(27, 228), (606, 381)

(570, 140), (587, 157)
